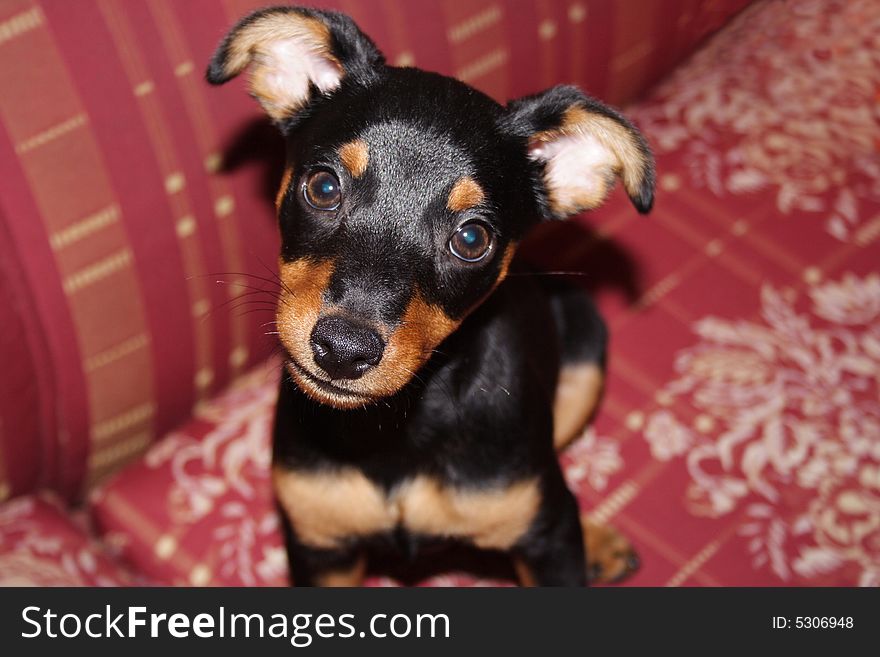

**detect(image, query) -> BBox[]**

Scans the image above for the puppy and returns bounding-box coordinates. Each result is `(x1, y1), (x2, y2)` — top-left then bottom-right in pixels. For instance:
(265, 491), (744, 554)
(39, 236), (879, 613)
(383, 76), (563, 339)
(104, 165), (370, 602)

(207, 6), (654, 586)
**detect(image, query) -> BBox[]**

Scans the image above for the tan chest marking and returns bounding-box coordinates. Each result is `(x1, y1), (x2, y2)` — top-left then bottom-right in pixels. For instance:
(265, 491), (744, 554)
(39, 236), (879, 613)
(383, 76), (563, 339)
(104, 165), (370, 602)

(273, 466), (397, 549)
(400, 476), (541, 550)
(273, 467), (541, 550)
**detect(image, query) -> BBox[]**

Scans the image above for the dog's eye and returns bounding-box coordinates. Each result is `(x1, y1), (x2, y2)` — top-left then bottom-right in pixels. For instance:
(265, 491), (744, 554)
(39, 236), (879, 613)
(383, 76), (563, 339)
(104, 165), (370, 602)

(449, 222), (493, 262)
(303, 171), (341, 210)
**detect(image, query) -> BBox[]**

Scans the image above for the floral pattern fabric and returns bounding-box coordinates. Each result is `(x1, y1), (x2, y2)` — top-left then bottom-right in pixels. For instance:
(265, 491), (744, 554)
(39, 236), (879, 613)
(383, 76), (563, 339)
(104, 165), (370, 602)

(633, 0), (880, 243)
(642, 275), (880, 585)
(0, 494), (133, 586)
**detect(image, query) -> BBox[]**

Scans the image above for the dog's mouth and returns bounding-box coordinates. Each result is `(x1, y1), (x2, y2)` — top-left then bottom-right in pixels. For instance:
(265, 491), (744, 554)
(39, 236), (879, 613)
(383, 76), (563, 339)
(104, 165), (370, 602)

(286, 358), (375, 408)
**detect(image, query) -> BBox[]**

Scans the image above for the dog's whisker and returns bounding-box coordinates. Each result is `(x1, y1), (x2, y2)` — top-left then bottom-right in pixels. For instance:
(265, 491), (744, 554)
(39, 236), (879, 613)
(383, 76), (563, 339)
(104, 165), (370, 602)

(254, 254), (296, 297)
(214, 281), (283, 298)
(506, 271), (592, 278)
(232, 308), (278, 319)
(215, 299), (280, 316)
(198, 271), (282, 285)
(199, 298), (276, 322)
(214, 288), (282, 307)
(218, 299), (279, 313)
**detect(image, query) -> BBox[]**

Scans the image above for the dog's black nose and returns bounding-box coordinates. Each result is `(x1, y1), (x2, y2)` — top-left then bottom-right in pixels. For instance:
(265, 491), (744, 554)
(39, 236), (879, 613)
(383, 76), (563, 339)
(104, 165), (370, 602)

(310, 316), (385, 380)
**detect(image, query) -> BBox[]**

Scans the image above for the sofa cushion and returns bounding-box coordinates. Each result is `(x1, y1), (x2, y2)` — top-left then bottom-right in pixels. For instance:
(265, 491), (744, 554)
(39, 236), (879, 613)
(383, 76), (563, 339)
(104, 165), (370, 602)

(88, 362), (287, 586)
(0, 493), (134, 586)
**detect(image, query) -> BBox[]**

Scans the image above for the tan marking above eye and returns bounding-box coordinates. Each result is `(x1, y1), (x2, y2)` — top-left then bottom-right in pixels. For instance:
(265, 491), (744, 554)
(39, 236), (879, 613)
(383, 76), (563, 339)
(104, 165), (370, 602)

(338, 139), (369, 178)
(447, 176), (485, 212)
(273, 465), (541, 551)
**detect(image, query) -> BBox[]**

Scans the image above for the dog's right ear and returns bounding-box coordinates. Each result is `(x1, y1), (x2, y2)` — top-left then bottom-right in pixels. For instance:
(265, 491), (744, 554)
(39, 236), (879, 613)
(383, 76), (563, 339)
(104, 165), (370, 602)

(503, 85), (654, 218)
(206, 6), (384, 125)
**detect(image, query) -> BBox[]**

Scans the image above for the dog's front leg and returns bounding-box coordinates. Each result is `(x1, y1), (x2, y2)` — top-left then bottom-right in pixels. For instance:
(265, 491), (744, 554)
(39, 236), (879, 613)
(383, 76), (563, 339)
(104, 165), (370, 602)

(279, 507), (366, 587)
(512, 468), (588, 587)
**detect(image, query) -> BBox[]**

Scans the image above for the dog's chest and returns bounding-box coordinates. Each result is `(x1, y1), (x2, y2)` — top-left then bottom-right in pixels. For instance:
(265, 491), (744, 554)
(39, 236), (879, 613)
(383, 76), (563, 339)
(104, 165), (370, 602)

(273, 466), (539, 551)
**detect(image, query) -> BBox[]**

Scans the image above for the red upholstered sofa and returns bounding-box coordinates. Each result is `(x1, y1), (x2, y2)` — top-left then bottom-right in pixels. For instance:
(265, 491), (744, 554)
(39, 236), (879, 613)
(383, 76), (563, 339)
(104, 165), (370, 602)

(2, 0), (878, 586)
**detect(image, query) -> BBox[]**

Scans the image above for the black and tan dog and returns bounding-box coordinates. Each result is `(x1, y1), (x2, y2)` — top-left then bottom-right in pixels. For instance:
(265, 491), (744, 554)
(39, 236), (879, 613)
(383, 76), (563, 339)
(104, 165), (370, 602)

(207, 6), (654, 586)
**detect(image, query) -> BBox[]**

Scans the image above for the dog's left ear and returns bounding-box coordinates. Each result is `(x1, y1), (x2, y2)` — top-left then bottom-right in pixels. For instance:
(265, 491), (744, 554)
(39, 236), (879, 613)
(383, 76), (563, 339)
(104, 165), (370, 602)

(503, 85), (655, 218)
(206, 6), (384, 125)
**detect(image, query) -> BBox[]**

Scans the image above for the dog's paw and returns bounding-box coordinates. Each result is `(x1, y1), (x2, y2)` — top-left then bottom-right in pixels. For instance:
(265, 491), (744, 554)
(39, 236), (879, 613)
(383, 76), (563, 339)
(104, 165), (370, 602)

(581, 516), (640, 584)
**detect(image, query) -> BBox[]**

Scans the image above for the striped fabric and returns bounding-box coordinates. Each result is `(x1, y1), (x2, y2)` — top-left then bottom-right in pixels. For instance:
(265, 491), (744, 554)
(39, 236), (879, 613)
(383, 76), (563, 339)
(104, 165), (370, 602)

(0, 0), (751, 502)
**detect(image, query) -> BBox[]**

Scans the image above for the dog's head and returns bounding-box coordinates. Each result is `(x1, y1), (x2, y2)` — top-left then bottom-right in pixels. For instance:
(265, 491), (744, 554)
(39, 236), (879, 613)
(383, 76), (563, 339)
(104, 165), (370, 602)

(208, 6), (654, 409)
